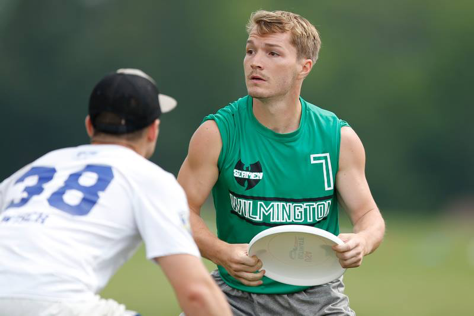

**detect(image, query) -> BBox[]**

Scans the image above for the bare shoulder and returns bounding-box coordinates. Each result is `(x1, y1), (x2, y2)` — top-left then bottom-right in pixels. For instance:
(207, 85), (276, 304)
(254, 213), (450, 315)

(192, 120), (221, 144)
(187, 120), (222, 166)
(339, 126), (365, 170)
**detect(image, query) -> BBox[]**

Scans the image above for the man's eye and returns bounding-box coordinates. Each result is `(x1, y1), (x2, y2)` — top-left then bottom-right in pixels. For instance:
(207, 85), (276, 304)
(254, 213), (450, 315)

(269, 52), (279, 57)
(246, 49), (254, 55)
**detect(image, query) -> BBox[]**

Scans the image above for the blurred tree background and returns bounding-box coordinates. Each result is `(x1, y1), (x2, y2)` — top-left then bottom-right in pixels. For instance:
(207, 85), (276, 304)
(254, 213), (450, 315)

(1, 1), (473, 315)
(1, 0), (473, 213)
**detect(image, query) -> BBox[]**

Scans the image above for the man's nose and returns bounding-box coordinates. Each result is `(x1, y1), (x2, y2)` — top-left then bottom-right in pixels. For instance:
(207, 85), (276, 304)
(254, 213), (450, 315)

(250, 52), (264, 70)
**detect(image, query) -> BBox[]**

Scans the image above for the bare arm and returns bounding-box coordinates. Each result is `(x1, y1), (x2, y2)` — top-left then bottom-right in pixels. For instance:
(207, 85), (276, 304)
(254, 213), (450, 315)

(155, 254), (231, 316)
(332, 127), (385, 268)
(178, 120), (264, 286)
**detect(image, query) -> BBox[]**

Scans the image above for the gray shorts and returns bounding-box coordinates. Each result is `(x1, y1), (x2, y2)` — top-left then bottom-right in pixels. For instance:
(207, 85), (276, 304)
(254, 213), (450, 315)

(211, 270), (355, 316)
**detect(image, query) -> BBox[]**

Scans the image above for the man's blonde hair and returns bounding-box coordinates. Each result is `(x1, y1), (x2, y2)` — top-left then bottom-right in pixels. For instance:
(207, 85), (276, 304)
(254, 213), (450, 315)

(246, 10), (321, 63)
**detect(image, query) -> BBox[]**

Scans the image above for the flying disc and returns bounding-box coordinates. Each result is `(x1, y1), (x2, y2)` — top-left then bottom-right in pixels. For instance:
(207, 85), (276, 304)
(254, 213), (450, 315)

(248, 225), (346, 286)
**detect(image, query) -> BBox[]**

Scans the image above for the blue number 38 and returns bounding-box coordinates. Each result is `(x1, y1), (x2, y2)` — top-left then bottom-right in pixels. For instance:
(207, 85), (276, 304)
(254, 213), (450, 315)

(7, 165), (114, 216)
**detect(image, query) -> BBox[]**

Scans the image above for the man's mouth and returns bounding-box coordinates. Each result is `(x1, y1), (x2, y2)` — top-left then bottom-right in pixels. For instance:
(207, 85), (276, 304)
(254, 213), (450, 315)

(250, 75), (266, 82)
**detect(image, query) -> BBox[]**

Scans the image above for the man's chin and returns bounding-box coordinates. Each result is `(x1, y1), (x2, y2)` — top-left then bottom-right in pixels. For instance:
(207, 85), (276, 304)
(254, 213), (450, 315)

(248, 89), (270, 99)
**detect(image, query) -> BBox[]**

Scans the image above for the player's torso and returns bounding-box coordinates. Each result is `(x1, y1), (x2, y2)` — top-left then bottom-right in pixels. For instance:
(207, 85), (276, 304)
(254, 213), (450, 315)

(0, 145), (142, 299)
(209, 96), (344, 294)
(211, 96), (342, 244)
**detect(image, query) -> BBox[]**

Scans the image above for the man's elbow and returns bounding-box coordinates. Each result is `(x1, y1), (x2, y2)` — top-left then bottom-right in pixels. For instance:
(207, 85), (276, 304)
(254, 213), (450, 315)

(179, 282), (229, 316)
(183, 284), (211, 308)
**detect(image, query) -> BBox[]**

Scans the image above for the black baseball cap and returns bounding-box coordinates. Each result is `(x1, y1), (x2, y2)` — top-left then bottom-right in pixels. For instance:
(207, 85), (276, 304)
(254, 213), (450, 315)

(89, 68), (177, 134)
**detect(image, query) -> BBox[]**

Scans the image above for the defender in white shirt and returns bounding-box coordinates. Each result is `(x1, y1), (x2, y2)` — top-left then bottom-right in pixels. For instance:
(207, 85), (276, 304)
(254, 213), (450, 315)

(0, 69), (231, 316)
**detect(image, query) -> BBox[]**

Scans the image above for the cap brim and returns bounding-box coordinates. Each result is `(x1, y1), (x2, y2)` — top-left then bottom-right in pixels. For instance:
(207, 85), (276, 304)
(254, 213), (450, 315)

(159, 94), (177, 113)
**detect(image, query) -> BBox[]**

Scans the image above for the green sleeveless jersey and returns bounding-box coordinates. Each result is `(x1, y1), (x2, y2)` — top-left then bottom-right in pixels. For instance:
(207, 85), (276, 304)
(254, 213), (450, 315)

(203, 95), (349, 294)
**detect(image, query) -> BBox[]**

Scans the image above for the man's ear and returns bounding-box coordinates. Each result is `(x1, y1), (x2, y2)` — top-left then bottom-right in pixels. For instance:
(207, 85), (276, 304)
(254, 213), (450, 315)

(298, 58), (313, 80)
(85, 115), (94, 137)
(148, 119), (160, 141)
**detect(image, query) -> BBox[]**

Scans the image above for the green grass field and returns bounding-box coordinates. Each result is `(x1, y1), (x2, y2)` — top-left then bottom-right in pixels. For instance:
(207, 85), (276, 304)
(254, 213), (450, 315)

(101, 212), (474, 315)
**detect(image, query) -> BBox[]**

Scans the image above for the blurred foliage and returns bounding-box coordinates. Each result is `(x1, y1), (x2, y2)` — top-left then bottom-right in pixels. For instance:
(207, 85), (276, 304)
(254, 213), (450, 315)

(1, 0), (473, 211)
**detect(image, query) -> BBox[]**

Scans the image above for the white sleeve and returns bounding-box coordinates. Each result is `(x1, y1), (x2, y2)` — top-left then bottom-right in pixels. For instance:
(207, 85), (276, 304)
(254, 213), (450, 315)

(133, 173), (200, 260)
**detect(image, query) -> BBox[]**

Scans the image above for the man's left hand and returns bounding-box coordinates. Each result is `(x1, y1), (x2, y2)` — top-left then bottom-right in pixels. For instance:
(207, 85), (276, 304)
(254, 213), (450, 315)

(332, 233), (368, 268)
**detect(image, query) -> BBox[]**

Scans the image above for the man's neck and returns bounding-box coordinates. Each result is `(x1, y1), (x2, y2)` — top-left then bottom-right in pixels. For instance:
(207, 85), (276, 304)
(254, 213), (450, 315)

(90, 139), (145, 157)
(252, 92), (302, 134)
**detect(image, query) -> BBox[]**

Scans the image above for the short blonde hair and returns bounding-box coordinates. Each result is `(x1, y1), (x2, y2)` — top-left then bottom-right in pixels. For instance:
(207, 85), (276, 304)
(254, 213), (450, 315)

(246, 10), (321, 63)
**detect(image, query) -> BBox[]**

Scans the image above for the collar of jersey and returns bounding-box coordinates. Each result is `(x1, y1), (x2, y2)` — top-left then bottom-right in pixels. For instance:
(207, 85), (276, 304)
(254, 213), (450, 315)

(78, 144), (140, 156)
(246, 95), (307, 142)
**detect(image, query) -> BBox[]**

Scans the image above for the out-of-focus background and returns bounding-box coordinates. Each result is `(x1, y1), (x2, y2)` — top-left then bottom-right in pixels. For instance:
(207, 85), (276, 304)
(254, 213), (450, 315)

(1, 0), (472, 315)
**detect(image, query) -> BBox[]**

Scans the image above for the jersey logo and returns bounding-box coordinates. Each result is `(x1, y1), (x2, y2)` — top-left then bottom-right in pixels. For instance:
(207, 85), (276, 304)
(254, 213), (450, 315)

(229, 190), (333, 226)
(233, 160), (263, 191)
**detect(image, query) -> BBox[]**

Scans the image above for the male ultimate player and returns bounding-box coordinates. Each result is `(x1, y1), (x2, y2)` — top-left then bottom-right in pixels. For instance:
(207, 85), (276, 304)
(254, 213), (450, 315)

(0, 69), (231, 316)
(178, 10), (386, 315)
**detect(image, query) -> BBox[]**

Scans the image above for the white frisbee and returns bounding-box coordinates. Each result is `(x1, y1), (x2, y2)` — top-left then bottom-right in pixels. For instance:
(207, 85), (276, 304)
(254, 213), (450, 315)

(248, 225), (346, 286)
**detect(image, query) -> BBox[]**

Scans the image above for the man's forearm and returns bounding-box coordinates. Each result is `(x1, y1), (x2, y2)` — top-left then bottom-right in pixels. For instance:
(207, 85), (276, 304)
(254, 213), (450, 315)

(189, 211), (227, 265)
(178, 266), (232, 316)
(353, 208), (385, 255)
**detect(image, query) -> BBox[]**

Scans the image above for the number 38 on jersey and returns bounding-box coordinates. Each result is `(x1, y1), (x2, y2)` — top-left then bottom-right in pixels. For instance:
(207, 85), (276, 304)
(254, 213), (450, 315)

(7, 165), (114, 216)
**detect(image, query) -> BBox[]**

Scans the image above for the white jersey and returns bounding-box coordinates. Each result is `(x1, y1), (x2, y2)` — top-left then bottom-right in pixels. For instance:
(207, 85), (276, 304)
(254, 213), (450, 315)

(0, 144), (200, 301)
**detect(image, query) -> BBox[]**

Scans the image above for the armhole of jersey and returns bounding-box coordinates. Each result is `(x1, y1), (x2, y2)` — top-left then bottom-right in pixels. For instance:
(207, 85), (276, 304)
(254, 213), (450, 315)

(340, 119), (350, 128)
(336, 119), (350, 175)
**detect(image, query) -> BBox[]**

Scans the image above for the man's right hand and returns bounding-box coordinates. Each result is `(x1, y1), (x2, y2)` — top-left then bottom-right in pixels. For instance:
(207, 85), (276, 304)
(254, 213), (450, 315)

(217, 243), (265, 286)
